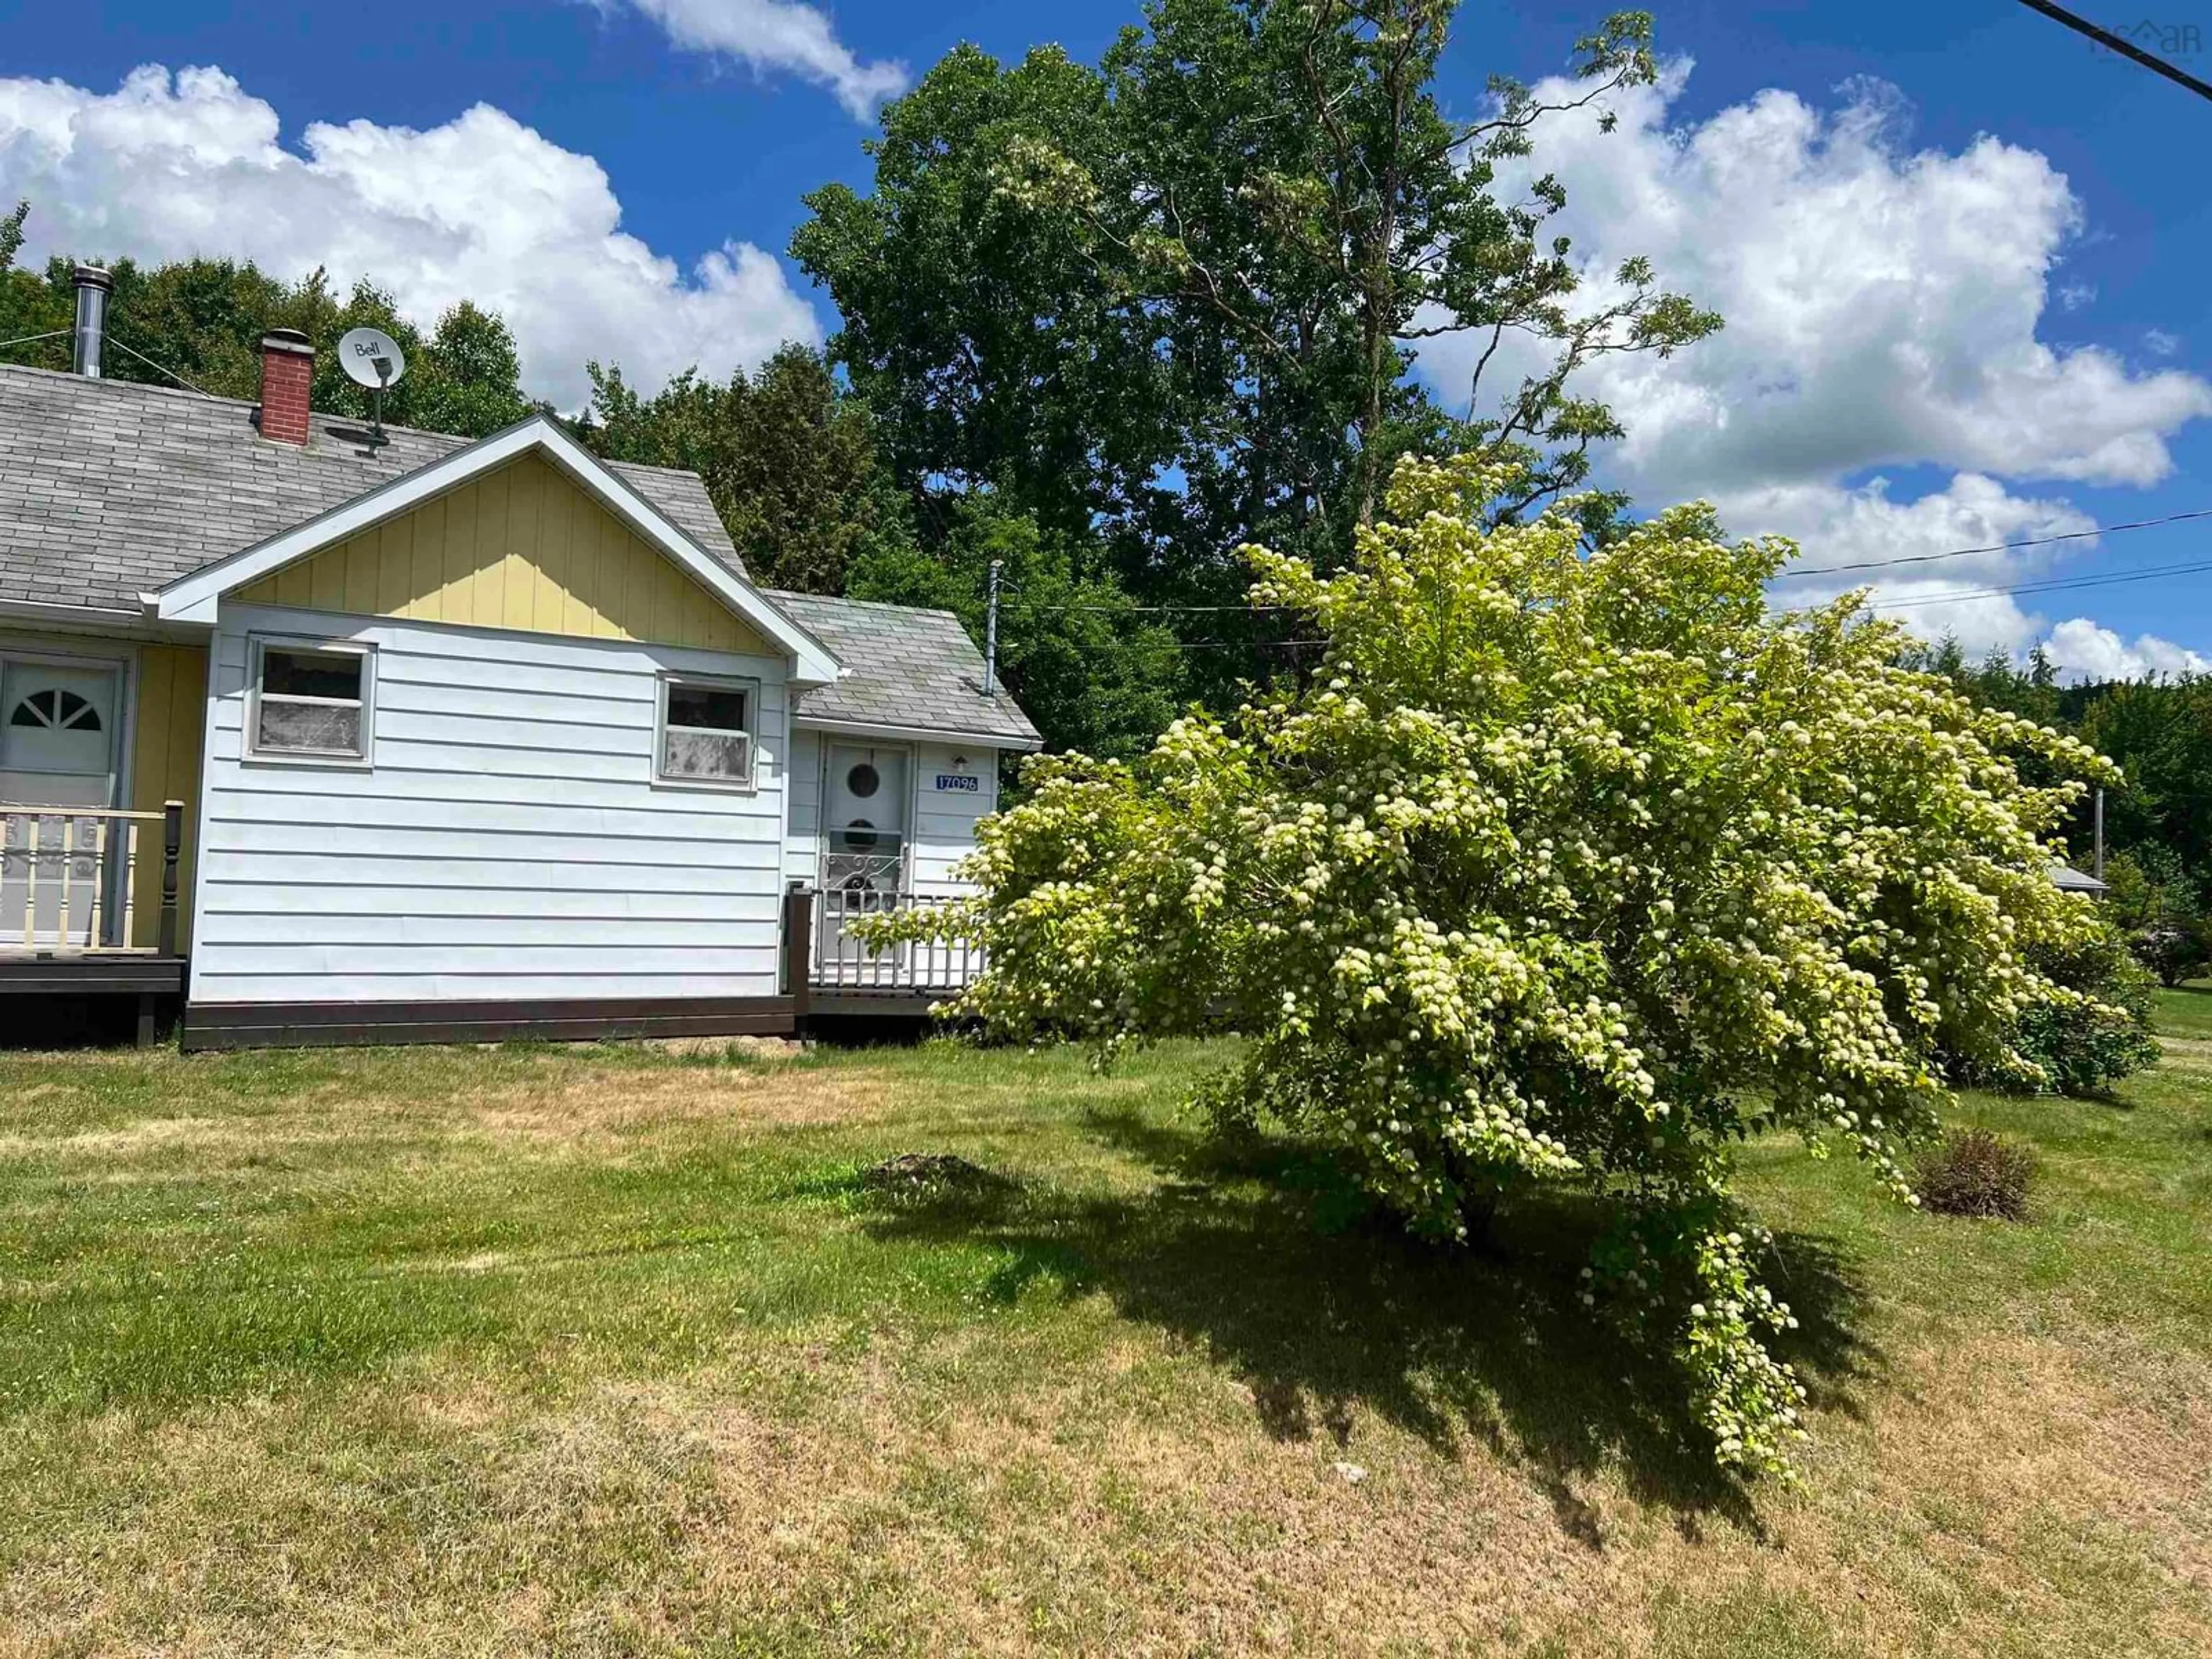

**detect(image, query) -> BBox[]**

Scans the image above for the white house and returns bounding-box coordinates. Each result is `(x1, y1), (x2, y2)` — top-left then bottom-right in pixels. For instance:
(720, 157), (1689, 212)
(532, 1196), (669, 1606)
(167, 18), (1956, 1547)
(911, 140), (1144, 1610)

(0, 271), (1039, 1047)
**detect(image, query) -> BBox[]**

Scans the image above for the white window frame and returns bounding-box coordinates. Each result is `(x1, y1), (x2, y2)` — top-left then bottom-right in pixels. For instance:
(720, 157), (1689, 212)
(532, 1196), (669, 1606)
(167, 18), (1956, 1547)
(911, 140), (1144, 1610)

(244, 635), (376, 768)
(654, 671), (759, 793)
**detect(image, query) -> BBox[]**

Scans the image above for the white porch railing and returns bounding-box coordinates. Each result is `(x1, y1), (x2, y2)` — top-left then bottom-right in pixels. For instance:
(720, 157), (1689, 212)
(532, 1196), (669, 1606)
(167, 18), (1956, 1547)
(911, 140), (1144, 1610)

(785, 886), (983, 999)
(0, 801), (184, 955)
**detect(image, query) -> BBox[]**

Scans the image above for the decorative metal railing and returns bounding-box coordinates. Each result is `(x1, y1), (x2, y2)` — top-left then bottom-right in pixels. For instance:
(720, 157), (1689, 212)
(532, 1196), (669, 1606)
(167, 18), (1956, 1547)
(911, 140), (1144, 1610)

(781, 885), (982, 1000)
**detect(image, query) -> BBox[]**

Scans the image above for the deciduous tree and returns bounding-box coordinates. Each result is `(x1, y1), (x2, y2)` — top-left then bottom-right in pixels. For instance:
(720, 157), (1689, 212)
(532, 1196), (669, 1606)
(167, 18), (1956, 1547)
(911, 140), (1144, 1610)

(584, 345), (908, 594)
(795, 1), (1719, 656)
(847, 497), (1185, 760)
(0, 244), (533, 438)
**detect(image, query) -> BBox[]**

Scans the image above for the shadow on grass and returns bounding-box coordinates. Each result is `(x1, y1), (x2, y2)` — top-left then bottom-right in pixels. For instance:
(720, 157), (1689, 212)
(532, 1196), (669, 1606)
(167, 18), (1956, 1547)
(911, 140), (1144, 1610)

(857, 1105), (1878, 1539)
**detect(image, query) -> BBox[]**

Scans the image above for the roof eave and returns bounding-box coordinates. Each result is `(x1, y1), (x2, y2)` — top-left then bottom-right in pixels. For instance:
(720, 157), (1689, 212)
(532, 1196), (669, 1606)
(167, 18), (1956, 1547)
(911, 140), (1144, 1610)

(794, 713), (1045, 751)
(0, 594), (152, 628)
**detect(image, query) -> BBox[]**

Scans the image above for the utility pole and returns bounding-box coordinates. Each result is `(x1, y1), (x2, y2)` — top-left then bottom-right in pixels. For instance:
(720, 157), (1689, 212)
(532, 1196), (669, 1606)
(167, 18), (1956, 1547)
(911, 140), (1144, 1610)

(2094, 786), (2106, 883)
(983, 559), (1002, 696)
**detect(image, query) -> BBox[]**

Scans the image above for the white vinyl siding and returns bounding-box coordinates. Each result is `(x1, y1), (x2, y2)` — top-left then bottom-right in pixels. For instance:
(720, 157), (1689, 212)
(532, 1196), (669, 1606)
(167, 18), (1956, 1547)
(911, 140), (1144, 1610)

(191, 603), (790, 1005)
(785, 727), (822, 885)
(908, 741), (998, 895)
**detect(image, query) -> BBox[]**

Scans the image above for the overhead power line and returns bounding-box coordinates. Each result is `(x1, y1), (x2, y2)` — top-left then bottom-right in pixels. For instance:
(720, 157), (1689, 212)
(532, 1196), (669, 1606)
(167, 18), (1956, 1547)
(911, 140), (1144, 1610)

(990, 499), (2212, 627)
(1003, 599), (1297, 614)
(1782, 506), (2212, 578)
(1163, 638), (1328, 650)
(104, 338), (214, 398)
(1001, 505), (2212, 613)
(0, 329), (215, 396)
(2012, 0), (2212, 103)
(1869, 554), (2212, 611)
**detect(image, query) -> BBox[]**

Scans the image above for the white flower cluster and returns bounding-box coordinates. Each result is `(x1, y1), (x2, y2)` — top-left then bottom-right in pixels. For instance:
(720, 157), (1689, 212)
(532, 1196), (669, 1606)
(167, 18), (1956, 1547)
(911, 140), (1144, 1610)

(883, 450), (2120, 1482)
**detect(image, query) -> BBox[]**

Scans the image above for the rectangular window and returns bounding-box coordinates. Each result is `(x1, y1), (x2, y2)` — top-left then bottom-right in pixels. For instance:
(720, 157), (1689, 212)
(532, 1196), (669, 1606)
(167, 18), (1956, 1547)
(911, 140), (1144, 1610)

(658, 675), (754, 787)
(249, 641), (372, 762)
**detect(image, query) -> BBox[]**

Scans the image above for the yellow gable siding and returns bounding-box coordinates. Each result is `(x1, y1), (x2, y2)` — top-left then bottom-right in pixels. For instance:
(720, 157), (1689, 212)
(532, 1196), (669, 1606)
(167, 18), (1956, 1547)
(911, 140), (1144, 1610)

(234, 454), (771, 655)
(127, 641), (207, 950)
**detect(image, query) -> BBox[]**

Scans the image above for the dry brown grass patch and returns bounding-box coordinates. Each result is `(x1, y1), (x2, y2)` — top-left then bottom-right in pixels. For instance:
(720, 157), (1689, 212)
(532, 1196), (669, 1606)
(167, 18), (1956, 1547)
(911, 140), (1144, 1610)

(462, 1063), (897, 1147)
(6, 1320), (2211, 1658)
(637, 1035), (805, 1061)
(0, 1114), (228, 1160)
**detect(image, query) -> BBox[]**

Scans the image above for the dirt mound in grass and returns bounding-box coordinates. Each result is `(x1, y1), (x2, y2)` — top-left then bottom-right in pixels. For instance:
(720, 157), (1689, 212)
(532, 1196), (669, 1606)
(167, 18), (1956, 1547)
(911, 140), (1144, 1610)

(859, 1153), (1013, 1196)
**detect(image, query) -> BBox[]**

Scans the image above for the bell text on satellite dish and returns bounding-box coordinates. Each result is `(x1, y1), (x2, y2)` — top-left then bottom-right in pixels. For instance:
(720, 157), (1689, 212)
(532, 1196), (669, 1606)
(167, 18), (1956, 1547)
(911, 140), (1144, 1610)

(337, 327), (407, 389)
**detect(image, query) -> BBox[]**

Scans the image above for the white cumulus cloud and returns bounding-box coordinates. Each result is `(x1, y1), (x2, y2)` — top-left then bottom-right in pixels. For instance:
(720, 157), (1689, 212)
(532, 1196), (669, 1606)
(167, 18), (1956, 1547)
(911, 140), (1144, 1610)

(1429, 65), (2212, 494)
(0, 65), (823, 410)
(2042, 619), (2210, 681)
(1412, 63), (2212, 661)
(600, 0), (908, 120)
(1756, 472), (2094, 654)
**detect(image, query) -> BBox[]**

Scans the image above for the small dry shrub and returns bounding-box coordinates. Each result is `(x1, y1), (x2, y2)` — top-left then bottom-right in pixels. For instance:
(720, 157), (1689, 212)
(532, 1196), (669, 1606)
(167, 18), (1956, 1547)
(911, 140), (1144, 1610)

(1914, 1128), (2035, 1221)
(860, 1153), (1013, 1198)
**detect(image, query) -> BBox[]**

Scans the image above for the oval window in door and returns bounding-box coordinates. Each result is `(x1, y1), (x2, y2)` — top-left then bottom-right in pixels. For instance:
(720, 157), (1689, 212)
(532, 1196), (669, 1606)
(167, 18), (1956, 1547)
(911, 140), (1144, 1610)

(846, 762), (880, 798)
(839, 817), (879, 850)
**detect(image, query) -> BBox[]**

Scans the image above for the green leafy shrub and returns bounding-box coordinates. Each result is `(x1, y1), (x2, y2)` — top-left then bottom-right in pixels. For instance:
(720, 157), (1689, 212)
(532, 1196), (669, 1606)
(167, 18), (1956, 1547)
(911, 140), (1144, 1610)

(874, 452), (2119, 1481)
(2133, 917), (2212, 989)
(1949, 927), (2160, 1097)
(1912, 1128), (2035, 1220)
(2103, 846), (2212, 987)
(2015, 934), (2162, 1096)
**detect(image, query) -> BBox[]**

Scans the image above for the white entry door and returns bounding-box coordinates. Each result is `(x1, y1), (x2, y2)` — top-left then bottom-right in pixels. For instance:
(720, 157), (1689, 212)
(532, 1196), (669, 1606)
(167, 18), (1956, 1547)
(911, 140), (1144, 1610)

(817, 742), (911, 974)
(0, 658), (122, 946)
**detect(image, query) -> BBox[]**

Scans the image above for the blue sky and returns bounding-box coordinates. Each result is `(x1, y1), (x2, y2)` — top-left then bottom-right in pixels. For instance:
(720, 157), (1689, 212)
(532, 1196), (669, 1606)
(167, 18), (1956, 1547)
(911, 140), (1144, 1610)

(3, 0), (2209, 673)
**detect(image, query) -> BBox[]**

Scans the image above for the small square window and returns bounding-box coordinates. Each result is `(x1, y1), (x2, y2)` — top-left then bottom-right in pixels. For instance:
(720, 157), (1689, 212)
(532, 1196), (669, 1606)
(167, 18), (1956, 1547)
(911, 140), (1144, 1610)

(250, 641), (371, 762)
(658, 675), (754, 787)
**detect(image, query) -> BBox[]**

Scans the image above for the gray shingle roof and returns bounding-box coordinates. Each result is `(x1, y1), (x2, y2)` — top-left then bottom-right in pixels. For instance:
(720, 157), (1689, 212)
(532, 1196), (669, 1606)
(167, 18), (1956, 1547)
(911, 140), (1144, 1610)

(0, 363), (1039, 745)
(769, 589), (1041, 747)
(0, 363), (742, 611)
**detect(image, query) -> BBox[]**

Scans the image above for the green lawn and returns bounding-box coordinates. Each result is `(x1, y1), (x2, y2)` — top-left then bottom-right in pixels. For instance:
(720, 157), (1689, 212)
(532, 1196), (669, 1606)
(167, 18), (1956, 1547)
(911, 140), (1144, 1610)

(2153, 980), (2212, 1040)
(0, 1027), (2207, 1657)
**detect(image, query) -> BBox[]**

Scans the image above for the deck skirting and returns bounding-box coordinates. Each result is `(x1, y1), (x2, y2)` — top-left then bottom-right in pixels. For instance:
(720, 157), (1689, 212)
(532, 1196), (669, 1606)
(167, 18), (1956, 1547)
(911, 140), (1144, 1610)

(804, 987), (959, 1019)
(180, 995), (798, 1051)
(0, 955), (188, 997)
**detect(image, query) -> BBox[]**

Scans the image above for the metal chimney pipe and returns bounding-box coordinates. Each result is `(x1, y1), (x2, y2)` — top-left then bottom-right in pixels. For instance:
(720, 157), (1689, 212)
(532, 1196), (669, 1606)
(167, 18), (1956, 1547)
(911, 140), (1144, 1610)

(71, 265), (113, 378)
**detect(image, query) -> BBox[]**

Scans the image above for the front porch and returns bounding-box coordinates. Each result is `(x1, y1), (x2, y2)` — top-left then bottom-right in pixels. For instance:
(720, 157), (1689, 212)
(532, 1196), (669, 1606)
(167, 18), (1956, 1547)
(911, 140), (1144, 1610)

(2, 834), (982, 1049)
(0, 801), (188, 1044)
(784, 884), (984, 1022)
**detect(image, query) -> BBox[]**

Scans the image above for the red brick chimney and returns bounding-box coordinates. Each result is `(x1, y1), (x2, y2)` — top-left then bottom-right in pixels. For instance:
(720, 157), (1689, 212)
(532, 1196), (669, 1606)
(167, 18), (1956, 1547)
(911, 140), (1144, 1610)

(257, 329), (315, 445)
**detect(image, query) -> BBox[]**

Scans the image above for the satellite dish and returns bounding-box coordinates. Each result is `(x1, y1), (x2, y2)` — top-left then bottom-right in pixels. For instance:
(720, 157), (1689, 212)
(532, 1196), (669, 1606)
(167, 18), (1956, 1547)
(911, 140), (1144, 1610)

(337, 327), (406, 390)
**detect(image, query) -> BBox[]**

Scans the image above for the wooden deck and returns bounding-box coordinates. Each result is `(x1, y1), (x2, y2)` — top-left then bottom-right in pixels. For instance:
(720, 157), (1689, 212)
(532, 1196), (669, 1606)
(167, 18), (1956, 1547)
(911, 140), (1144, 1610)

(0, 801), (188, 1044)
(0, 950), (187, 989)
(0, 847), (973, 1048)
(0, 950), (188, 1046)
(785, 885), (982, 1025)
(804, 984), (967, 1018)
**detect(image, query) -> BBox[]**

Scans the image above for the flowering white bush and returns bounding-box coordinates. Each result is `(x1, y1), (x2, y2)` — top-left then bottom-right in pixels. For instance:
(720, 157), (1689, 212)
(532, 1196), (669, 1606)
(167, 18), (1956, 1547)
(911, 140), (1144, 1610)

(876, 453), (2119, 1479)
